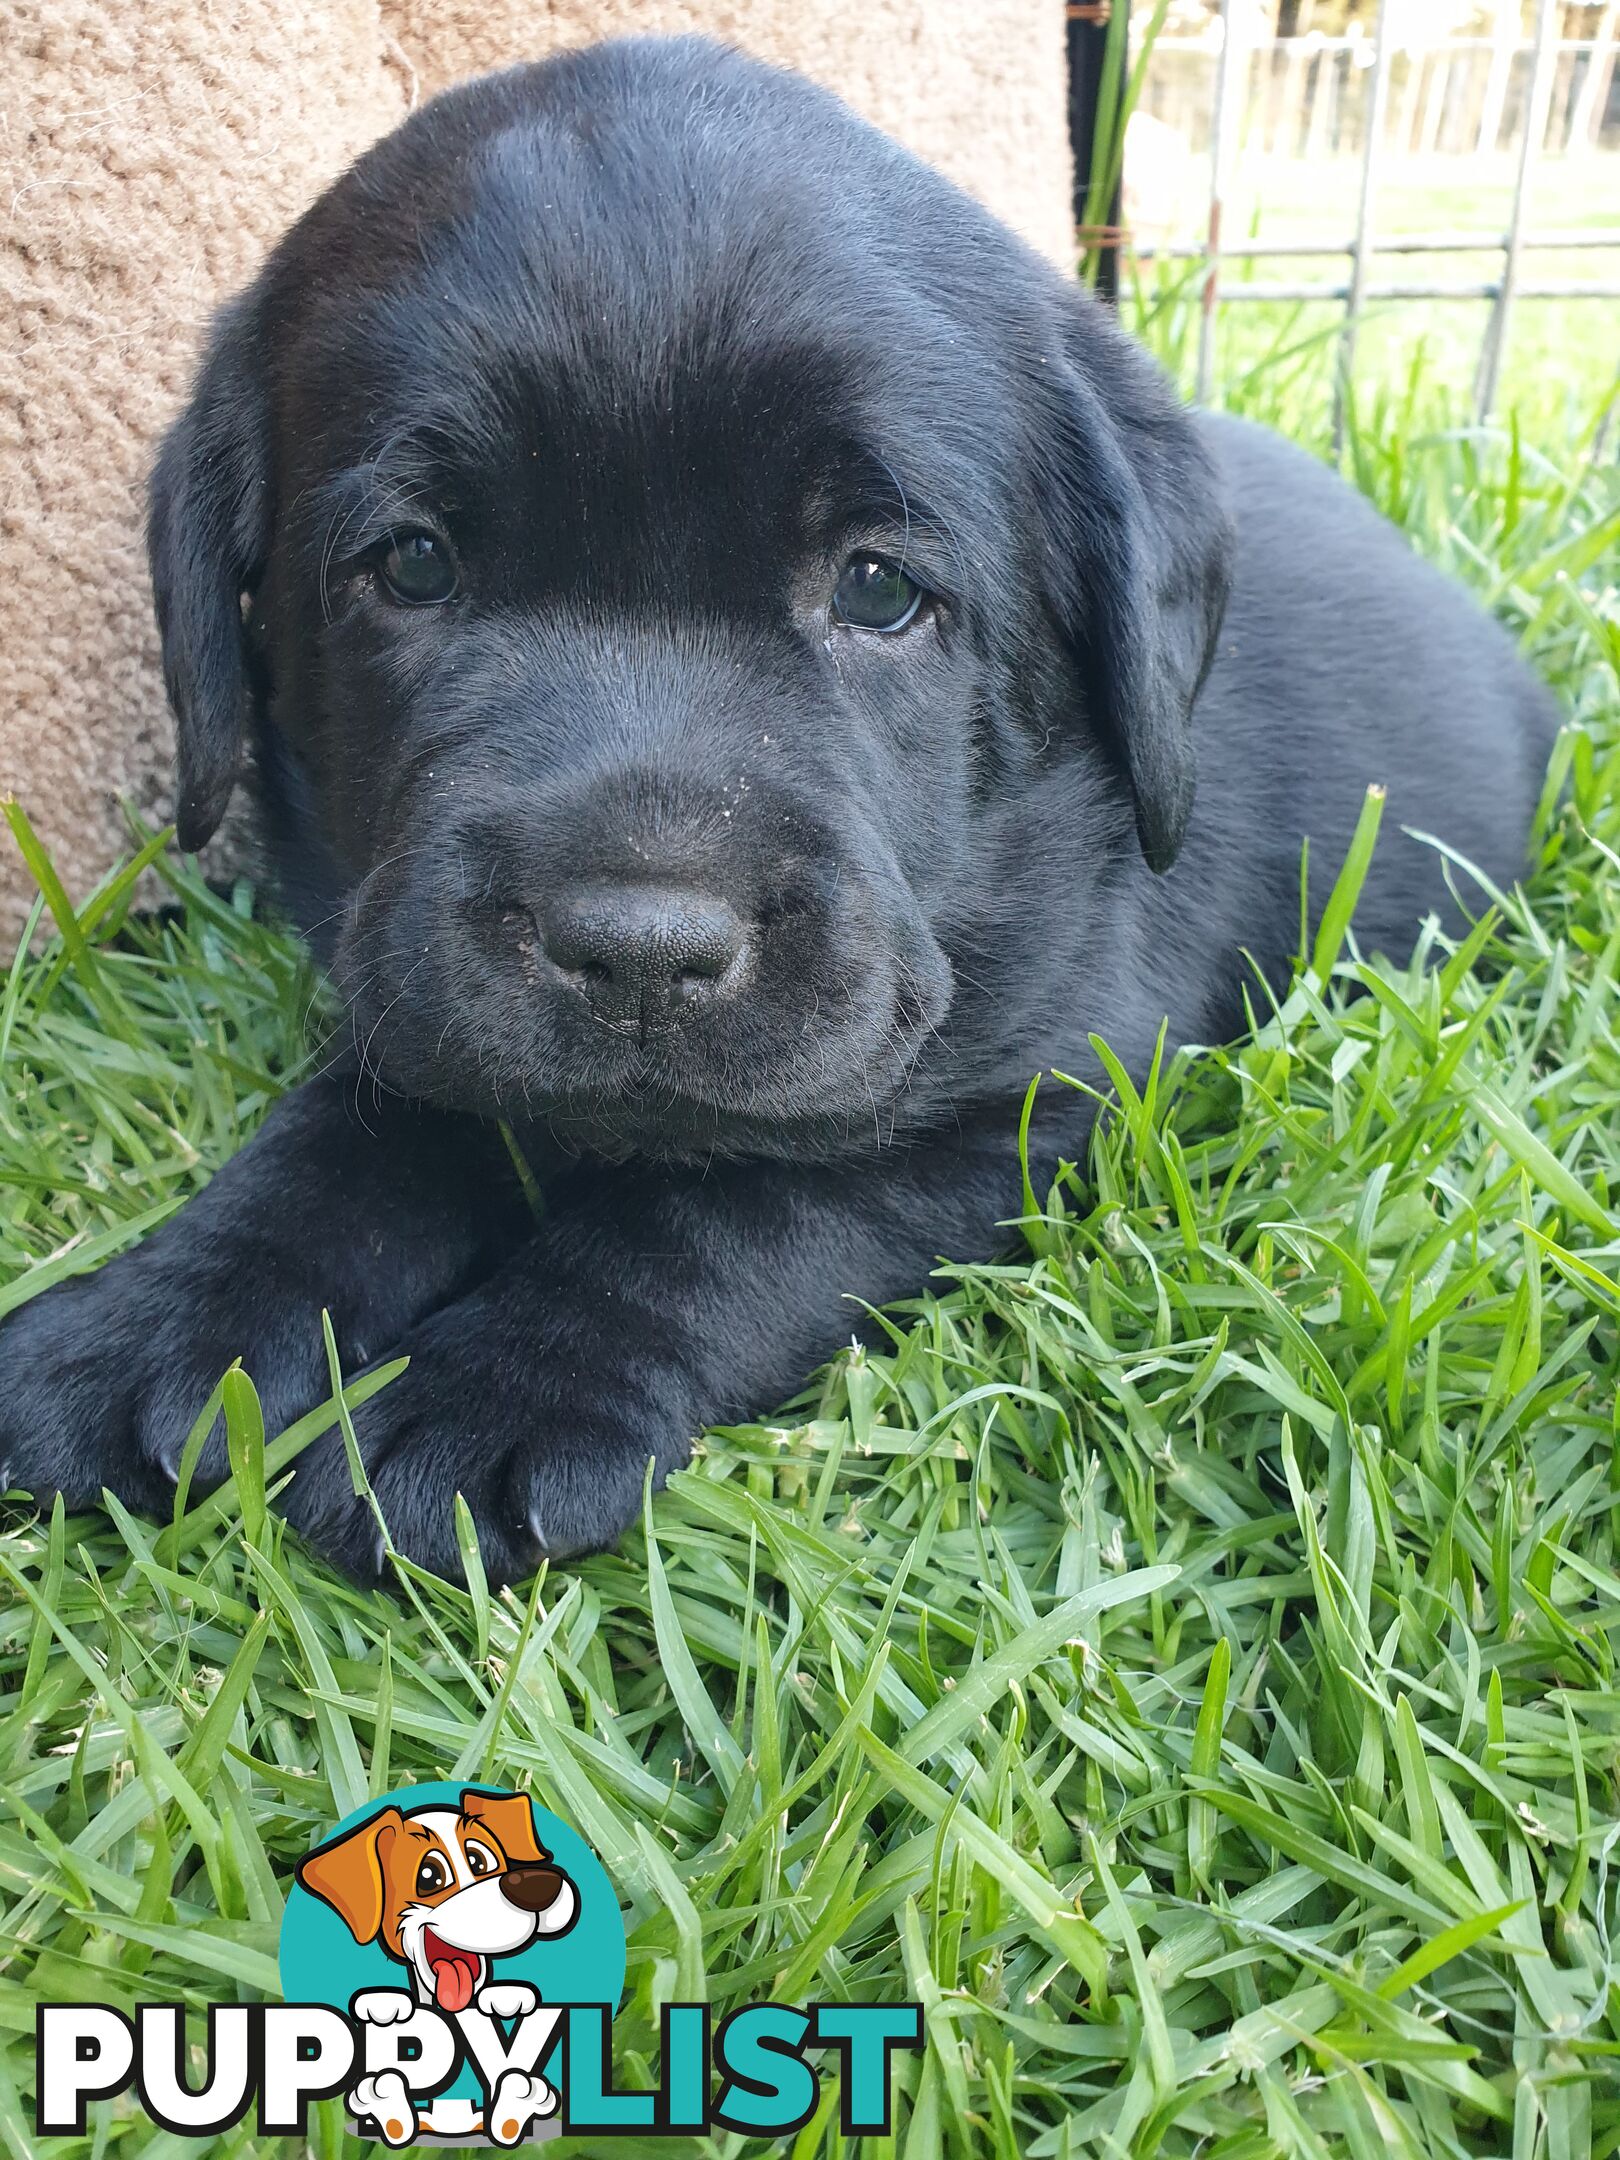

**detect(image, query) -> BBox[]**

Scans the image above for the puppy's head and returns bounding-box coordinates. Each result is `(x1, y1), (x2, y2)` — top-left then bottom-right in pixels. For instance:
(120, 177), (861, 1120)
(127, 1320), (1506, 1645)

(295, 1789), (577, 2010)
(151, 37), (1229, 1157)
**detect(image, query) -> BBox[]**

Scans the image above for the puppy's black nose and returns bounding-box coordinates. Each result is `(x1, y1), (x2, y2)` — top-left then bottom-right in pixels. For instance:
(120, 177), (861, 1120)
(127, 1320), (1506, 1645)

(499, 1862), (567, 1914)
(541, 886), (749, 1025)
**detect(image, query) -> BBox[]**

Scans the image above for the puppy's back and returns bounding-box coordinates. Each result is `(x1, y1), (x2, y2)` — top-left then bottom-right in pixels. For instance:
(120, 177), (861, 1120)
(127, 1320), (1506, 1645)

(1162, 413), (1557, 1020)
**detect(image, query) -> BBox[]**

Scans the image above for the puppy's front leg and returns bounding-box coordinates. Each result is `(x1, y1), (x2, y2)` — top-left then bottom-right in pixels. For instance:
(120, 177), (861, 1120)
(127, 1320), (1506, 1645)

(0, 1076), (531, 1517)
(289, 1111), (1056, 1583)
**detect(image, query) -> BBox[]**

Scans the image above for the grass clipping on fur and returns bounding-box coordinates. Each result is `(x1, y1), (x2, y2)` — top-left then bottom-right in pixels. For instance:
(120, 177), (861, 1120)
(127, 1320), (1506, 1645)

(1, 384), (1618, 2157)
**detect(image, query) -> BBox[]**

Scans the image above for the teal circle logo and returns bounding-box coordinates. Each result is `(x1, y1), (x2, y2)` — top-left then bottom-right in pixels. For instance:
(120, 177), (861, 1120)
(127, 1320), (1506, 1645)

(279, 1782), (624, 2141)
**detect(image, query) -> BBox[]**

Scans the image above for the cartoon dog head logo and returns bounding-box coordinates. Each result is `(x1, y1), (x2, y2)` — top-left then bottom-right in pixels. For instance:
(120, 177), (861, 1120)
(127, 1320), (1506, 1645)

(295, 1789), (579, 2014)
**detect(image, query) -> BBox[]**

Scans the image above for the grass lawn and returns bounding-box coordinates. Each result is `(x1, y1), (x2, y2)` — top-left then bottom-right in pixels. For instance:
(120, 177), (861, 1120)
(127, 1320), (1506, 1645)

(2, 322), (1620, 2158)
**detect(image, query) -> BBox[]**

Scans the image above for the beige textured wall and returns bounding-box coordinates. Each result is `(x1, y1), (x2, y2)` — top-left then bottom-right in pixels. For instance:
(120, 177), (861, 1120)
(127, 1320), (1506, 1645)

(0, 1), (1072, 937)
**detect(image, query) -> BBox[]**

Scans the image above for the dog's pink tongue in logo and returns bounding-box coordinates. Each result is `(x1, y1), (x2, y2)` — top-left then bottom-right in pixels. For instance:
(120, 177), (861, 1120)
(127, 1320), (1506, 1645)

(424, 1930), (480, 2013)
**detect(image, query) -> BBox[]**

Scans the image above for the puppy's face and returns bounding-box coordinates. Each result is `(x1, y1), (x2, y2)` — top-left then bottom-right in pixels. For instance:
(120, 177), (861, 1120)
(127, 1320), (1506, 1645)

(296, 1790), (577, 2011)
(264, 239), (966, 1160)
(152, 43), (1231, 1159)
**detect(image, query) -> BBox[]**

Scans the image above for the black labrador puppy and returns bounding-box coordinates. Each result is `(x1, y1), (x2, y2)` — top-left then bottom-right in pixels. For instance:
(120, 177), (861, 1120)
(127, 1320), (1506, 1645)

(0, 38), (1555, 1582)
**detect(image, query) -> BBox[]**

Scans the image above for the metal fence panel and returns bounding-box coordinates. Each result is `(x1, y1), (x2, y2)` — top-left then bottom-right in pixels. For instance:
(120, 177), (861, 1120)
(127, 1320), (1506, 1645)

(1137, 7), (1620, 422)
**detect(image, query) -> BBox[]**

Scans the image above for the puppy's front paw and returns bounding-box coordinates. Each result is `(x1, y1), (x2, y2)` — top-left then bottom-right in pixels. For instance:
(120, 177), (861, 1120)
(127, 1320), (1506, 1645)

(0, 1243), (339, 1522)
(283, 1291), (691, 1585)
(486, 2069), (557, 2145)
(352, 1988), (417, 2025)
(349, 2071), (417, 2146)
(475, 1980), (539, 2020)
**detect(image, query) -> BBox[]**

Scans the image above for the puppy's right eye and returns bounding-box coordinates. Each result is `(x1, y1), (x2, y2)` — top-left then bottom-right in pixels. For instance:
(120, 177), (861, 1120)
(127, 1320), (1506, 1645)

(415, 1853), (451, 1896)
(378, 530), (458, 606)
(832, 553), (923, 633)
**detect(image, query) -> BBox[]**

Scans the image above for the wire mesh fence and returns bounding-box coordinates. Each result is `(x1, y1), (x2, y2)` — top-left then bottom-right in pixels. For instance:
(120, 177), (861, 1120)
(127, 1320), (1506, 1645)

(1091, 0), (1620, 427)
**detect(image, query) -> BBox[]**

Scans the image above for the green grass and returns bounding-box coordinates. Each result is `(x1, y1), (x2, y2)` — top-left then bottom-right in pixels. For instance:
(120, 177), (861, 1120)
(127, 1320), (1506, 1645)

(2, 340), (1620, 2159)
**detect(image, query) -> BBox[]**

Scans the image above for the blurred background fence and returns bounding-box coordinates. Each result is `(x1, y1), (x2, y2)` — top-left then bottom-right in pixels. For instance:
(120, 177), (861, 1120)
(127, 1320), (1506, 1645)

(1071, 0), (1620, 431)
(1140, 18), (1617, 157)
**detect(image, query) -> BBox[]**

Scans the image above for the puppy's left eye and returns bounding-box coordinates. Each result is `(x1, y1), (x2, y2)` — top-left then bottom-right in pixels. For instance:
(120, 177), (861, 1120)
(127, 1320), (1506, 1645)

(415, 1853), (451, 1897)
(377, 530), (458, 606)
(833, 554), (924, 633)
(464, 1841), (499, 1877)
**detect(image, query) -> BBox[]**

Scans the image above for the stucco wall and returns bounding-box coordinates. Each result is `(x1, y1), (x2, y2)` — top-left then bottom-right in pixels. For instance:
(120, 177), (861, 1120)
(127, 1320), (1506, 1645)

(0, 1), (1072, 935)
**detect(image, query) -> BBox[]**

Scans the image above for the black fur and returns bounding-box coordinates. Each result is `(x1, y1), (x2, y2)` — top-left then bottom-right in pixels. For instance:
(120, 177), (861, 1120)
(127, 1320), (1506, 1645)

(0, 38), (1556, 1582)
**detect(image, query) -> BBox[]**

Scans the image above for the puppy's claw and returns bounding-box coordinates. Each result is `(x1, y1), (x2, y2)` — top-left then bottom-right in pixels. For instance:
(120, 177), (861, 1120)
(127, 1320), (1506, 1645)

(475, 1980), (540, 2020)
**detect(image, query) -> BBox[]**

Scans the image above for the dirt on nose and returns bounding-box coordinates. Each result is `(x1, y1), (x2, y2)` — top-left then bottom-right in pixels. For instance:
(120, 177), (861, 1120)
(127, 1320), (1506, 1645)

(499, 1862), (566, 1913)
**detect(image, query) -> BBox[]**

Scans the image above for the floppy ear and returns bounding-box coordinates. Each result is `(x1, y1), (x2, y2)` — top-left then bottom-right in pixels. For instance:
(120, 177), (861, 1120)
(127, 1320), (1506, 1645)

(1034, 298), (1233, 873)
(147, 291), (273, 853)
(460, 1789), (550, 1866)
(294, 1807), (403, 1944)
